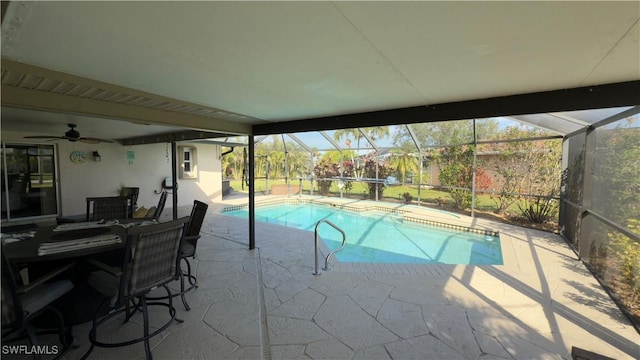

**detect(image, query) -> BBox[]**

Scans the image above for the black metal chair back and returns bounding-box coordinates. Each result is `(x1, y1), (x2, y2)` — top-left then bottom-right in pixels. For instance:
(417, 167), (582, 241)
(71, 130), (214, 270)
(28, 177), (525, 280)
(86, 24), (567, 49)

(182, 200), (208, 258)
(153, 190), (168, 221)
(86, 196), (130, 221)
(121, 187), (140, 218)
(142, 190), (168, 221)
(171, 200), (209, 311)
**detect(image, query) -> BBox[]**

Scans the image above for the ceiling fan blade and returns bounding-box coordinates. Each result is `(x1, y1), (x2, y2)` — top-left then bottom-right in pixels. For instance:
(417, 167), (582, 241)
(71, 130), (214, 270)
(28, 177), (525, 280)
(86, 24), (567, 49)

(25, 124), (113, 144)
(24, 135), (66, 140)
(79, 137), (114, 144)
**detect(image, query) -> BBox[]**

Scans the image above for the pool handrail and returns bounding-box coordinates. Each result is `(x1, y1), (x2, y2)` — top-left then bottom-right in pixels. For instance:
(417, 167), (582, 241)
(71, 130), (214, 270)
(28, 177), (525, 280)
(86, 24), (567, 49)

(313, 219), (346, 275)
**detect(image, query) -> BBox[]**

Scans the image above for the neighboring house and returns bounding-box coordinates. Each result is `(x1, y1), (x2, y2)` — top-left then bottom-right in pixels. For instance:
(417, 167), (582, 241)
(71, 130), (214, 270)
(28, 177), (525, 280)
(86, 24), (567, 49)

(1, 129), (223, 224)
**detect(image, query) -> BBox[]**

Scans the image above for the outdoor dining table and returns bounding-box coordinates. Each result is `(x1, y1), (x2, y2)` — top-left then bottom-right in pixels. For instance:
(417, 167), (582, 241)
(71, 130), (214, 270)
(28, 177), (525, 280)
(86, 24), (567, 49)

(2, 221), (129, 263)
(2, 219), (158, 325)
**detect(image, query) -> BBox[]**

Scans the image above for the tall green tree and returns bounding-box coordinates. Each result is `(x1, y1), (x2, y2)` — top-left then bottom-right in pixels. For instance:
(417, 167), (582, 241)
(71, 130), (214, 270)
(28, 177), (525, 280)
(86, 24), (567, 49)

(483, 127), (562, 216)
(592, 125), (640, 224)
(587, 119), (640, 321)
(363, 158), (392, 200)
(287, 147), (312, 179)
(393, 119), (499, 148)
(322, 150), (344, 163)
(313, 158), (339, 195)
(388, 147), (419, 184)
(437, 145), (475, 209)
(254, 147), (269, 178)
(333, 127), (390, 151)
(221, 147), (236, 178)
(269, 151), (285, 180)
(517, 139), (562, 223)
(362, 126), (390, 144)
(333, 128), (363, 149)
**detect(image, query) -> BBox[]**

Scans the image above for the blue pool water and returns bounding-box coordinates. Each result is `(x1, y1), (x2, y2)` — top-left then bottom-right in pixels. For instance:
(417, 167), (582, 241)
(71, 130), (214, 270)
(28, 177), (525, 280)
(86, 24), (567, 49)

(225, 203), (502, 265)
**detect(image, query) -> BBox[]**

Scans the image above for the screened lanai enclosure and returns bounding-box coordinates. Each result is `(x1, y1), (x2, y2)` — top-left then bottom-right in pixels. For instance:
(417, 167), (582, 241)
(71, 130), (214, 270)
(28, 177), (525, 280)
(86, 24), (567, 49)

(219, 105), (640, 328)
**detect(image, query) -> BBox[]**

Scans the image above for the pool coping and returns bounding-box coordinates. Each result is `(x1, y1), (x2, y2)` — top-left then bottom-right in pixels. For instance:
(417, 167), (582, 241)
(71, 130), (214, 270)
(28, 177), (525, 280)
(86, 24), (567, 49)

(221, 196), (504, 271)
(221, 196), (500, 237)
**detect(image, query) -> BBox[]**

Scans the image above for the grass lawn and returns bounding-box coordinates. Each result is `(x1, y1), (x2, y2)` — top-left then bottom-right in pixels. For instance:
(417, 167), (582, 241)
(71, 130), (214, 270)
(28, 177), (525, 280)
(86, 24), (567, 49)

(228, 178), (558, 233)
(229, 179), (503, 213)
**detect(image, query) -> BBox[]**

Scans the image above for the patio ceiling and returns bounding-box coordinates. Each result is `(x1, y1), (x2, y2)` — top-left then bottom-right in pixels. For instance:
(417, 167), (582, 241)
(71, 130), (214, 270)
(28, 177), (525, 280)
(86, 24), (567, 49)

(1, 1), (639, 141)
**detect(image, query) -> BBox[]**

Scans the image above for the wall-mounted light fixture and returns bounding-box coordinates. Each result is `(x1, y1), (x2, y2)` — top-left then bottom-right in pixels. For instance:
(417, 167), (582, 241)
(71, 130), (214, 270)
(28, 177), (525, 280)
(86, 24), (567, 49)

(93, 151), (101, 162)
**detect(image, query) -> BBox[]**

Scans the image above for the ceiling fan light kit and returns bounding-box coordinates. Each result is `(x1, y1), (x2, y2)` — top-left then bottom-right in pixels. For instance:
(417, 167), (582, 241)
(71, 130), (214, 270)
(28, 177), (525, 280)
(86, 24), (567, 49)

(24, 123), (114, 144)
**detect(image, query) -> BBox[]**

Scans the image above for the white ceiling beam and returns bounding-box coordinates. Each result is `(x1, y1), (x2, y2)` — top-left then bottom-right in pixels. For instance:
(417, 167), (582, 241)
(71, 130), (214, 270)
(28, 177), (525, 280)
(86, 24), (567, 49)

(2, 85), (251, 135)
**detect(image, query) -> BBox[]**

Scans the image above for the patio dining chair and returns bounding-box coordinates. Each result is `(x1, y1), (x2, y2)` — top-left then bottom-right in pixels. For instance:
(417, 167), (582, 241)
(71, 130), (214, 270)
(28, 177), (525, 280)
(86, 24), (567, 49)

(141, 190), (168, 222)
(86, 196), (130, 221)
(120, 187), (140, 218)
(147, 199), (208, 311)
(81, 217), (190, 360)
(177, 200), (208, 310)
(1, 247), (75, 359)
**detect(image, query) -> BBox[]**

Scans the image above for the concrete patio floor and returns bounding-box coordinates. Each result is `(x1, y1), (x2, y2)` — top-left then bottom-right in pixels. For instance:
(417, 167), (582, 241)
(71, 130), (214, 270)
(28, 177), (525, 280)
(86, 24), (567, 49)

(60, 194), (638, 360)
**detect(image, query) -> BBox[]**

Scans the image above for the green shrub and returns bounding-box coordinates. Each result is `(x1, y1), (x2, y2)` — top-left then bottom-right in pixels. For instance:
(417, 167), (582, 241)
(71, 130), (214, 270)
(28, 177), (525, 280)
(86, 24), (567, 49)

(437, 145), (474, 210)
(518, 196), (558, 223)
(313, 158), (338, 195)
(609, 219), (640, 295)
(363, 159), (392, 200)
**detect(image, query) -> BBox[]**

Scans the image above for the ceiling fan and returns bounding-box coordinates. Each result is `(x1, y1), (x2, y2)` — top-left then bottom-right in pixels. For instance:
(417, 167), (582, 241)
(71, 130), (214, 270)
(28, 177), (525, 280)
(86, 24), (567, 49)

(24, 123), (113, 144)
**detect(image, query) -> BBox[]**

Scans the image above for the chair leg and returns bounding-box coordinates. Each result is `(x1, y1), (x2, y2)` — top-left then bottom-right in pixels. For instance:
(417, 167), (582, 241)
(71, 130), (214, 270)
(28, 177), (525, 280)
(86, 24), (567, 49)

(47, 305), (74, 359)
(80, 343), (95, 360)
(179, 269), (191, 311)
(84, 290), (182, 359)
(25, 325), (42, 360)
(163, 284), (183, 324)
(125, 298), (142, 323)
(82, 297), (109, 360)
(183, 257), (197, 288)
(1, 306), (73, 360)
(140, 296), (153, 360)
(144, 272), (193, 312)
(124, 300), (132, 323)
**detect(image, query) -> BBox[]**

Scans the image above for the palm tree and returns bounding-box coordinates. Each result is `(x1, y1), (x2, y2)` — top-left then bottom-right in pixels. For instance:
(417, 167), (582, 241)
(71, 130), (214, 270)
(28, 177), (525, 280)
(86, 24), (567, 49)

(389, 148), (419, 184)
(255, 147), (268, 178)
(269, 151), (285, 180)
(286, 148), (311, 179)
(221, 148), (236, 178)
(333, 128), (362, 149)
(334, 128), (362, 177)
(363, 126), (390, 144)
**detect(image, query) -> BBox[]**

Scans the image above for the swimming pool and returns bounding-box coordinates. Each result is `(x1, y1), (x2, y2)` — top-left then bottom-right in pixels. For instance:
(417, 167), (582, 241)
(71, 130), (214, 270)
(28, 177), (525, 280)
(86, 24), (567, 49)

(224, 202), (502, 265)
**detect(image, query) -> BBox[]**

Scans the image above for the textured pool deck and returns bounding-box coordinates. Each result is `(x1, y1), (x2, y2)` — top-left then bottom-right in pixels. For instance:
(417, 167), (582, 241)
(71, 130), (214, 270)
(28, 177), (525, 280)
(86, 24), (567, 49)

(62, 194), (639, 359)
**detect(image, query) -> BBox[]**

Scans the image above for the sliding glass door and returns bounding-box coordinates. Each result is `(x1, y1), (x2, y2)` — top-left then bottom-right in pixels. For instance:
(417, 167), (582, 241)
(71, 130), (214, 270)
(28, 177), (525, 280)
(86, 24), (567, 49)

(1, 143), (58, 220)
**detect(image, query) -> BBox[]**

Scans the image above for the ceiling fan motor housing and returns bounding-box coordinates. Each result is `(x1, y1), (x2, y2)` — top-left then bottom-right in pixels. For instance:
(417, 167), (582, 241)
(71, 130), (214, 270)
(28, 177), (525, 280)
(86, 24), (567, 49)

(65, 124), (80, 140)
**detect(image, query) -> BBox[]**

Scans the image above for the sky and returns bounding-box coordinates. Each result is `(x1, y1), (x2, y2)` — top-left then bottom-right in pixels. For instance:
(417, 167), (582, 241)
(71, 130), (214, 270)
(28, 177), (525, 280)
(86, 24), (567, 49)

(218, 106), (637, 151)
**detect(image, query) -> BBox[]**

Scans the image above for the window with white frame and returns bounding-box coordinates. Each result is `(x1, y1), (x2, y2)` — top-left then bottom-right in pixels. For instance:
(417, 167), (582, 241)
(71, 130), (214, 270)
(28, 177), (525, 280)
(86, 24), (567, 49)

(179, 146), (198, 179)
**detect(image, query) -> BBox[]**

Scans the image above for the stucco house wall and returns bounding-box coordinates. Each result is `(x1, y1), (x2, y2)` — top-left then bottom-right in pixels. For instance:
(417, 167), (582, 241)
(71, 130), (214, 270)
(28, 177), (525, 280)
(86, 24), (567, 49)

(1, 130), (221, 221)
